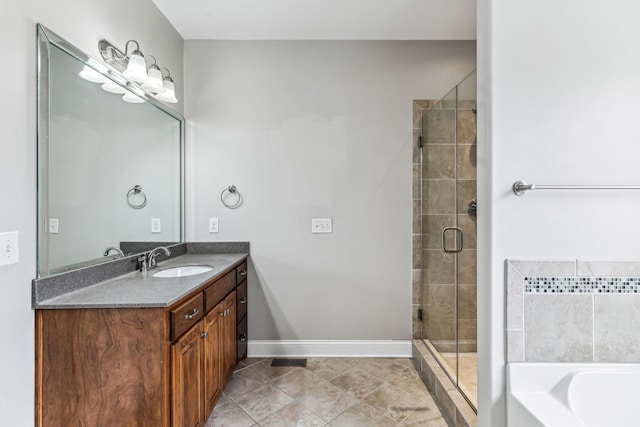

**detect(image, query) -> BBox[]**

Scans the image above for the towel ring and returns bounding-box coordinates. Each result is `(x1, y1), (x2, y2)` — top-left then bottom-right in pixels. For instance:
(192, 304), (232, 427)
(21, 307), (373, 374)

(221, 185), (243, 209)
(127, 185), (147, 209)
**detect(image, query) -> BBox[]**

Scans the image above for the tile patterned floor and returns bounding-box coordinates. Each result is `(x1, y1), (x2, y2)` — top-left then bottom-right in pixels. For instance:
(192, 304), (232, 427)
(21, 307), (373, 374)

(206, 358), (448, 427)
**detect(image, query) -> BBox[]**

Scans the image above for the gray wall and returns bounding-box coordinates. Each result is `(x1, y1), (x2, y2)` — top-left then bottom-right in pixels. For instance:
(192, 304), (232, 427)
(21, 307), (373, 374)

(184, 41), (476, 342)
(0, 0), (183, 424)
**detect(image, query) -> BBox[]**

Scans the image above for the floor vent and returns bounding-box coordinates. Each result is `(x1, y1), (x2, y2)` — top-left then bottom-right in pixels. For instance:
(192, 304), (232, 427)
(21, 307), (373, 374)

(271, 358), (307, 367)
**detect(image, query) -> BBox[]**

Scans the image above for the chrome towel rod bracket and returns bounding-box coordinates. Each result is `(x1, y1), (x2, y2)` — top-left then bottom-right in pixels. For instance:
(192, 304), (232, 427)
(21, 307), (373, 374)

(513, 180), (640, 196)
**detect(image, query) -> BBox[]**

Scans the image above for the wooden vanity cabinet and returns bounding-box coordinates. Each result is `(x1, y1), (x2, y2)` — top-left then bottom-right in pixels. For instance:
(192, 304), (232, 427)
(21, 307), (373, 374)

(202, 291), (236, 418)
(235, 261), (248, 362)
(36, 257), (248, 427)
(171, 322), (205, 427)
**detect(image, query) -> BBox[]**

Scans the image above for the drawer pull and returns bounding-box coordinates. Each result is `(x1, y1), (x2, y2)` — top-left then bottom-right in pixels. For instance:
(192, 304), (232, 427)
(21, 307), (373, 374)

(240, 297), (247, 304)
(184, 308), (200, 320)
(239, 270), (247, 277)
(239, 334), (247, 342)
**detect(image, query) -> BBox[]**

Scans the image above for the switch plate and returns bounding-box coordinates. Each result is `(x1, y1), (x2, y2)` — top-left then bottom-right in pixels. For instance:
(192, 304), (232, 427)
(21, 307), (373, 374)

(312, 218), (332, 233)
(49, 218), (59, 234)
(0, 231), (19, 266)
(209, 217), (219, 233)
(151, 218), (161, 233)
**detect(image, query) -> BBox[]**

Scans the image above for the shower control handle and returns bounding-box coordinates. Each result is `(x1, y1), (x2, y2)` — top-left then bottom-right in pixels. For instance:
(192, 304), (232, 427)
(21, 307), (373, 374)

(441, 227), (463, 253)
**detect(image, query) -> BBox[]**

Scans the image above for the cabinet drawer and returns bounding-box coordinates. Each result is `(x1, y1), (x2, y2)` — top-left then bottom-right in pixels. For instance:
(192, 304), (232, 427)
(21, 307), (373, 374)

(236, 261), (248, 284)
(237, 315), (248, 362)
(204, 270), (235, 313)
(236, 281), (247, 321)
(171, 293), (204, 341)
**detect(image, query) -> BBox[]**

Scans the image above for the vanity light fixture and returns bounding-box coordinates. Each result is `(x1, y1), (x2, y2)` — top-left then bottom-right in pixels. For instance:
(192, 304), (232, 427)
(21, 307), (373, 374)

(141, 56), (166, 94)
(98, 38), (178, 103)
(154, 68), (178, 104)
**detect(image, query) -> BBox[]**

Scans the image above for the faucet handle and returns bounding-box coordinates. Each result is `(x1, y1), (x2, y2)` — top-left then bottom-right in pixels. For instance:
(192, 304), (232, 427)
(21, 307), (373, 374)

(138, 254), (148, 273)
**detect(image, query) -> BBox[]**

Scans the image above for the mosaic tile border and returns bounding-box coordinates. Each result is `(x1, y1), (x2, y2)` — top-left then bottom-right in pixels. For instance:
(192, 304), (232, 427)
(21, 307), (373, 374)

(525, 277), (640, 294)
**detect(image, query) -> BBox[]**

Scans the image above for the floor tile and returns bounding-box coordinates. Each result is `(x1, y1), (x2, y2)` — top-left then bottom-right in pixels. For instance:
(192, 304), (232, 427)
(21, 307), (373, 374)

(355, 358), (408, 382)
(329, 367), (384, 399)
(259, 401), (327, 427)
(363, 383), (432, 423)
(390, 358), (415, 369)
(271, 368), (326, 396)
(400, 407), (446, 426)
(252, 359), (300, 380)
(205, 358), (446, 427)
(387, 367), (432, 399)
(205, 401), (255, 427)
(293, 381), (359, 422)
(305, 357), (352, 381)
(234, 384), (293, 422)
(224, 367), (267, 398)
(329, 402), (399, 427)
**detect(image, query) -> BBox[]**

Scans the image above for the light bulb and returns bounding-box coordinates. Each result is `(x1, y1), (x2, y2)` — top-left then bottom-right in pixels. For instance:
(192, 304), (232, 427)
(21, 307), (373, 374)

(122, 51), (149, 83)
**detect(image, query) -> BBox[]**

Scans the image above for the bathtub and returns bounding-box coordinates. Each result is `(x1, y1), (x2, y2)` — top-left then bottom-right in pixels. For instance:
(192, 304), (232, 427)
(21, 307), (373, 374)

(507, 363), (640, 427)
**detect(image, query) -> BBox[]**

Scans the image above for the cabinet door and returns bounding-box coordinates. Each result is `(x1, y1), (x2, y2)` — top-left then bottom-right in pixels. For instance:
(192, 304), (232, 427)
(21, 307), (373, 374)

(221, 291), (237, 385)
(202, 305), (223, 418)
(172, 322), (204, 427)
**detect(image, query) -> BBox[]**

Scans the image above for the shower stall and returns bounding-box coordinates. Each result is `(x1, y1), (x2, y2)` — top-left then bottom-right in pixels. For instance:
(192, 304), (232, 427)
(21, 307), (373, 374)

(419, 70), (477, 409)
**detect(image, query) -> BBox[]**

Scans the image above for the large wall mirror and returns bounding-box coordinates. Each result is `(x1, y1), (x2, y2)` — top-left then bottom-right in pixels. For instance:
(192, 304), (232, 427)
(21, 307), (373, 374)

(37, 25), (184, 277)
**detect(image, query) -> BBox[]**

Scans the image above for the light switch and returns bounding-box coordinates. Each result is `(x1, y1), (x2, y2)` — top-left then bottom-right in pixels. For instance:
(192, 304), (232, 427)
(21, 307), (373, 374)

(312, 218), (332, 234)
(151, 218), (161, 233)
(49, 218), (59, 234)
(209, 217), (219, 233)
(0, 231), (19, 266)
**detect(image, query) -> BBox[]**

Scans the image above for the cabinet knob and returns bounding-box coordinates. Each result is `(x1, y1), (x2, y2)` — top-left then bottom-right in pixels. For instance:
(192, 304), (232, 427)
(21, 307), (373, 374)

(239, 270), (247, 277)
(184, 308), (200, 320)
(201, 332), (209, 339)
(240, 297), (247, 304)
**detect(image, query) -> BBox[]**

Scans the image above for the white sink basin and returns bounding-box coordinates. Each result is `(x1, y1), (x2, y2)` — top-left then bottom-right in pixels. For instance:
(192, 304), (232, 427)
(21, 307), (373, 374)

(153, 265), (213, 278)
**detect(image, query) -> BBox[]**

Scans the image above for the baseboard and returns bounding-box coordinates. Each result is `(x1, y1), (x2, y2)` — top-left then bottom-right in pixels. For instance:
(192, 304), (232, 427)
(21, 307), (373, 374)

(247, 340), (412, 358)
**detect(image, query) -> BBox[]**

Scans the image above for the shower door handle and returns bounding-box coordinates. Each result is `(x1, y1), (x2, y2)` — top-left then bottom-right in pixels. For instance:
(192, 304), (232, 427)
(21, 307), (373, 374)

(441, 227), (463, 253)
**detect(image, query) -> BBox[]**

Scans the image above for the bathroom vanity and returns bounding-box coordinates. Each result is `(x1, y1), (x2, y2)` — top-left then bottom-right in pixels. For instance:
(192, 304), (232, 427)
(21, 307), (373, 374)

(34, 253), (248, 427)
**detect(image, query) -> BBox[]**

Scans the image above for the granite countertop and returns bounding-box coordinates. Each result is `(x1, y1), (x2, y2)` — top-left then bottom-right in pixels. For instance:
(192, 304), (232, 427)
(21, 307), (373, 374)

(34, 253), (248, 309)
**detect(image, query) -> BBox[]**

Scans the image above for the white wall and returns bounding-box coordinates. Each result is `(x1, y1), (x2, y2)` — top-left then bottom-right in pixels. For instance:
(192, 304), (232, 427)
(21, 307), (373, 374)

(185, 41), (475, 343)
(0, 0), (182, 424)
(478, 1), (640, 425)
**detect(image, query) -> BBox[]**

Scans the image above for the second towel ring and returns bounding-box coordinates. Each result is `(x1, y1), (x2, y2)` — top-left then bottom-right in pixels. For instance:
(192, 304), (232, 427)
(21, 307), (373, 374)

(221, 185), (243, 209)
(127, 185), (147, 209)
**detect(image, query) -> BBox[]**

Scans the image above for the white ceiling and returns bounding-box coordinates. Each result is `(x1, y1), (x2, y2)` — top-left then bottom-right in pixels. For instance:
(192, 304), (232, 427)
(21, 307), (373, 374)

(152, 0), (476, 41)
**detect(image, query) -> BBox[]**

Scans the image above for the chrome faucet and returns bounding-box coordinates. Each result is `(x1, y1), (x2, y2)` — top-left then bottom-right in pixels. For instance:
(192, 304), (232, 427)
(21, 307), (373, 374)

(103, 246), (125, 258)
(147, 246), (171, 269)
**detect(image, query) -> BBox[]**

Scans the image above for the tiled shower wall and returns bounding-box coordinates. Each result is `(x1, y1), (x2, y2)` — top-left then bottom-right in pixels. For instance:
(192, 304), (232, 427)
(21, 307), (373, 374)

(506, 259), (640, 362)
(412, 100), (477, 352)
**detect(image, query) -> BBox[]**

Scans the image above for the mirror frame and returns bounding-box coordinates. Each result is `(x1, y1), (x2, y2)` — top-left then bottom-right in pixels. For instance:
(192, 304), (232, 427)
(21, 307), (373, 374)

(36, 24), (185, 277)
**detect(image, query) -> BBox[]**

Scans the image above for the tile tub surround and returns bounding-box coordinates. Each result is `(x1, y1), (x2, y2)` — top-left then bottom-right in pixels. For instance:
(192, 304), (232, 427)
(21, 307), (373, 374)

(506, 259), (640, 362)
(207, 357), (448, 426)
(33, 241), (249, 308)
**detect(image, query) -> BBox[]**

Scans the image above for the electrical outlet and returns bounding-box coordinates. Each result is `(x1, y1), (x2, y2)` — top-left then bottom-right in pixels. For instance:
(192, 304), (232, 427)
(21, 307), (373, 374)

(0, 231), (19, 266)
(49, 218), (59, 234)
(311, 218), (332, 234)
(209, 217), (219, 233)
(151, 218), (161, 233)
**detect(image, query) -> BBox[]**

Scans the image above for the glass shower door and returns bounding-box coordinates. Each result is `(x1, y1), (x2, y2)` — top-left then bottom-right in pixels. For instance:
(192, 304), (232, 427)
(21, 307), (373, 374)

(421, 70), (477, 409)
